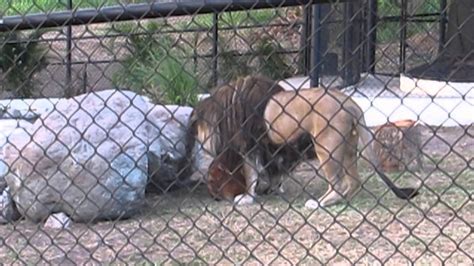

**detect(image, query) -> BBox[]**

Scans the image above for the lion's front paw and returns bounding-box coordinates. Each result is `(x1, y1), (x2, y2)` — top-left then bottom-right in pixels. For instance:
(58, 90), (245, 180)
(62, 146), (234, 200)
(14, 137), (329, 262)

(277, 184), (285, 194)
(234, 194), (255, 205)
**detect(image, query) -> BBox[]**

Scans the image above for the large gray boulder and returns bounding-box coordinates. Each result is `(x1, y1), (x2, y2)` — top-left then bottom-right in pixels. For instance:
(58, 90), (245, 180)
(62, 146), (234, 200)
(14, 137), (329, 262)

(146, 105), (195, 192)
(0, 90), (151, 223)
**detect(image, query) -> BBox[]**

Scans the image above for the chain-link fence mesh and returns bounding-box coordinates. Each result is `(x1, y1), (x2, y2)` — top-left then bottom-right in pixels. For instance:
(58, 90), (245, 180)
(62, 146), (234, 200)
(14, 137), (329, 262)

(0, 0), (473, 264)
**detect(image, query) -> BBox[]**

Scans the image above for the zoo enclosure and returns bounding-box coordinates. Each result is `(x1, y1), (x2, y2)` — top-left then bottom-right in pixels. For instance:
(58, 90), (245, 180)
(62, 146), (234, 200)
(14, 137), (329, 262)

(0, 0), (448, 99)
(0, 0), (473, 265)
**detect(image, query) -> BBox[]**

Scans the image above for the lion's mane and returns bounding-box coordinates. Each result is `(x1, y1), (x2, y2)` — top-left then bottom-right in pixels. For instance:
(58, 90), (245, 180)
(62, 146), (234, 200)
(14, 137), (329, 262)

(188, 74), (285, 157)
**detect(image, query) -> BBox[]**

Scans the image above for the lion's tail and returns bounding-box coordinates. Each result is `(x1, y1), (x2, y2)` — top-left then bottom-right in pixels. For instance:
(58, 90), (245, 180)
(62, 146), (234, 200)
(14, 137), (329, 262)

(353, 106), (419, 200)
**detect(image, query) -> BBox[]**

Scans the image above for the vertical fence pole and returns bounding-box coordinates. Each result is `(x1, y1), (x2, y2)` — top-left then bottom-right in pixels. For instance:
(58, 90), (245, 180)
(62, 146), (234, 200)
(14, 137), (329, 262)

(439, 0), (447, 53)
(301, 5), (312, 76)
(310, 4), (323, 87)
(342, 1), (354, 86)
(212, 12), (219, 87)
(399, 0), (407, 73)
(366, 0), (377, 73)
(66, 0), (73, 97)
(82, 62), (88, 94)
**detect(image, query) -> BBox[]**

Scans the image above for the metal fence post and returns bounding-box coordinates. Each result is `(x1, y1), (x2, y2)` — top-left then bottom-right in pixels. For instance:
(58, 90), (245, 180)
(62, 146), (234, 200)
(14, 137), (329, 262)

(66, 0), (73, 97)
(301, 4), (312, 76)
(439, 0), (447, 53)
(212, 12), (219, 86)
(366, 0), (377, 73)
(310, 4), (323, 87)
(399, 0), (407, 73)
(342, 0), (362, 87)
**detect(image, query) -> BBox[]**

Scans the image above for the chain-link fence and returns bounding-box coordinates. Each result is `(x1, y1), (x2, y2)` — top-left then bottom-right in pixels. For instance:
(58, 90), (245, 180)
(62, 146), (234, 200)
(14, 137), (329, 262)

(0, 0), (473, 264)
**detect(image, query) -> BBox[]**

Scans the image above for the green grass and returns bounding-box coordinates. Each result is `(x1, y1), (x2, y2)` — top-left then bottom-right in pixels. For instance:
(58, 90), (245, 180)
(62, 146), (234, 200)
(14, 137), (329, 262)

(181, 9), (279, 29)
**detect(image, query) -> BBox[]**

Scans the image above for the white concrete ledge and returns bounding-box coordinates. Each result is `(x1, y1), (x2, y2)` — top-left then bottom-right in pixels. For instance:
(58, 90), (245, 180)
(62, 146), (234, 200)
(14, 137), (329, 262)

(353, 96), (474, 127)
(200, 75), (474, 127)
(282, 76), (474, 127)
(400, 73), (474, 98)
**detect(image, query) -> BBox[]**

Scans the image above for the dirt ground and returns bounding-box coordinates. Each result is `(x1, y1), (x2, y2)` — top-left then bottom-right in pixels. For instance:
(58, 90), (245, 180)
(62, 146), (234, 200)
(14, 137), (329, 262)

(0, 124), (472, 264)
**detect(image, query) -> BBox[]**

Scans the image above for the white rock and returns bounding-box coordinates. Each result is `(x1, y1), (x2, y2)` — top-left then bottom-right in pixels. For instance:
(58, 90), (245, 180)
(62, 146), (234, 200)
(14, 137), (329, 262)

(146, 104), (195, 190)
(147, 104), (193, 160)
(0, 98), (58, 119)
(1, 90), (151, 223)
(0, 187), (21, 223)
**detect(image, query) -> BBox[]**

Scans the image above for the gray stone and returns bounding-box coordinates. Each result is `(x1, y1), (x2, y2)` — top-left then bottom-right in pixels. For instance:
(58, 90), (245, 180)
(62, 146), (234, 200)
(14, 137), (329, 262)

(146, 105), (194, 191)
(0, 120), (35, 192)
(0, 187), (21, 224)
(0, 90), (151, 223)
(147, 105), (192, 162)
(44, 212), (71, 229)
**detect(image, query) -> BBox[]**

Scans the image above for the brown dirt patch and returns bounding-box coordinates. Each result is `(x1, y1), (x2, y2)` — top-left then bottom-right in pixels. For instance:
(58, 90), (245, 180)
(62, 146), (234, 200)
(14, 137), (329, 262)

(0, 124), (473, 264)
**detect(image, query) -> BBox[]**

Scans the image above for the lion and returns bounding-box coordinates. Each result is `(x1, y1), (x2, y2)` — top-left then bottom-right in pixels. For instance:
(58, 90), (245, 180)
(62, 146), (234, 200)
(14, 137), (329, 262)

(187, 74), (419, 207)
(186, 75), (286, 203)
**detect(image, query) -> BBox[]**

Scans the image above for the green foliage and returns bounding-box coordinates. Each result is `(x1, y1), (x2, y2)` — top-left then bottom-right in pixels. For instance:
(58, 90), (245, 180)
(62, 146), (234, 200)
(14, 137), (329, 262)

(183, 9), (278, 29)
(377, 0), (442, 43)
(0, 30), (51, 98)
(218, 50), (252, 83)
(111, 23), (198, 106)
(253, 37), (294, 80)
(218, 36), (294, 83)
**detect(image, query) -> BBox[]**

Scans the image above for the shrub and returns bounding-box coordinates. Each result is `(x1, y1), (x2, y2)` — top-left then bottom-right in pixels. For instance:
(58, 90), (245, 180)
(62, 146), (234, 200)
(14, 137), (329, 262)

(0, 30), (51, 98)
(218, 36), (295, 83)
(253, 36), (295, 80)
(111, 22), (199, 106)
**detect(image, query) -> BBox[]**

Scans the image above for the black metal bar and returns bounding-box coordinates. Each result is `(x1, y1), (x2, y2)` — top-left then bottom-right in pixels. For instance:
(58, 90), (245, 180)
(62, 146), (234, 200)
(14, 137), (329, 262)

(82, 62), (88, 94)
(212, 12), (219, 86)
(66, 0), (73, 97)
(6, 21), (305, 45)
(366, 0), (377, 73)
(439, 0), (447, 53)
(301, 4), (312, 75)
(0, 0), (349, 32)
(342, 1), (354, 86)
(310, 4), (323, 87)
(379, 12), (441, 21)
(399, 0), (407, 73)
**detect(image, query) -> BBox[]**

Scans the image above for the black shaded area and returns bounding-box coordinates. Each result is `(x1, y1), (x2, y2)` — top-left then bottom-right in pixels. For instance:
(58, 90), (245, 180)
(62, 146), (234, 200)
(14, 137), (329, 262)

(407, 56), (474, 82)
(407, 0), (474, 83)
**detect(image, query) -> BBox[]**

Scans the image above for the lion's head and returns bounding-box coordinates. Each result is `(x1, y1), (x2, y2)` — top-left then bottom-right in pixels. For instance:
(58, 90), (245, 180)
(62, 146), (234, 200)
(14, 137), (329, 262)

(207, 148), (246, 201)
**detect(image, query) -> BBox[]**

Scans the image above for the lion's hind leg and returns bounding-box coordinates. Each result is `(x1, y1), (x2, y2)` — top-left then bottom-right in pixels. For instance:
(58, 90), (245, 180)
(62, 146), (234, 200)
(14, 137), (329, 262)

(306, 129), (353, 209)
(341, 130), (362, 201)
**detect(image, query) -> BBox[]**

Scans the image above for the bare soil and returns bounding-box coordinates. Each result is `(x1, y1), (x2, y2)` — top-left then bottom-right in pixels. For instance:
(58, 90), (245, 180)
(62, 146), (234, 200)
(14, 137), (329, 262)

(0, 124), (472, 264)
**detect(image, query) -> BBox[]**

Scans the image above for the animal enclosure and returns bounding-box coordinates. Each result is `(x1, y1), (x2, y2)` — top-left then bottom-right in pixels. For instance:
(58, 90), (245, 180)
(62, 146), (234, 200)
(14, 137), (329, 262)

(0, 0), (473, 264)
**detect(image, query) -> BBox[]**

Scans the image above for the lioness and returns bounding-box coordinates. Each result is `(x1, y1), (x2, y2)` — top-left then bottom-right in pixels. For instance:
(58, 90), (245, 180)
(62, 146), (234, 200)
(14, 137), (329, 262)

(261, 88), (419, 207)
